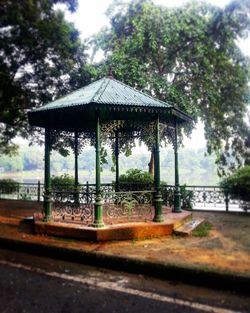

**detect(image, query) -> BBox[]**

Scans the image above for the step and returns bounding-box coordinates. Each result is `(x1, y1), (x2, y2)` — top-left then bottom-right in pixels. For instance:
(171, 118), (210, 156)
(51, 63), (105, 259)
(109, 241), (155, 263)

(174, 218), (205, 236)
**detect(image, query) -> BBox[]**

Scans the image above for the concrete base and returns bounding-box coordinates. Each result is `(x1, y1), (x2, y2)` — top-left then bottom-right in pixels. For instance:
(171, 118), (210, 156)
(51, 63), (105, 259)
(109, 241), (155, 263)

(0, 199), (42, 211)
(174, 218), (205, 236)
(34, 209), (192, 241)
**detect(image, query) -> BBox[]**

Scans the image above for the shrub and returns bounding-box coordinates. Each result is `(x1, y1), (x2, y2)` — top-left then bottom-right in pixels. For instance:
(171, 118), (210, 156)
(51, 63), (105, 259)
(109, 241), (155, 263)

(51, 174), (75, 191)
(0, 179), (19, 194)
(119, 169), (154, 184)
(220, 166), (250, 210)
(119, 169), (153, 191)
(161, 184), (194, 210)
(180, 185), (195, 210)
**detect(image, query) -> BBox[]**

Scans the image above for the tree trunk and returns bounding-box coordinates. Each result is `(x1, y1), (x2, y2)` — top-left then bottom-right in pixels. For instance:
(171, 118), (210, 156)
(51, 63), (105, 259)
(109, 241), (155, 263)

(148, 150), (154, 177)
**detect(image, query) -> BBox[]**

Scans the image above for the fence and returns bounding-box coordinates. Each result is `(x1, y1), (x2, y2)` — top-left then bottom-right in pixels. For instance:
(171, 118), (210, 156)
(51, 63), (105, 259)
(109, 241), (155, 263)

(183, 185), (241, 212)
(0, 181), (246, 213)
(0, 182), (44, 202)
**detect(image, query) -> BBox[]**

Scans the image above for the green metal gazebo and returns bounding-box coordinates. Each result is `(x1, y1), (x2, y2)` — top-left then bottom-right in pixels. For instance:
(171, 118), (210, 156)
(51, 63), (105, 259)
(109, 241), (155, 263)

(28, 77), (192, 227)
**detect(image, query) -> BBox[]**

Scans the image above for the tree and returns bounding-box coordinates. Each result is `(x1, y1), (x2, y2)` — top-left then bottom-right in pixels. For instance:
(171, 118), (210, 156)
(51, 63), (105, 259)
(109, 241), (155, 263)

(91, 0), (250, 175)
(0, 0), (94, 155)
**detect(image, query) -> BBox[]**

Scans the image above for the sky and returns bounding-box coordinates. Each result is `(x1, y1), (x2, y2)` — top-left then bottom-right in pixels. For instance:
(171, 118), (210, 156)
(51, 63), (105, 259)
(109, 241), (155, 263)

(60, 0), (250, 150)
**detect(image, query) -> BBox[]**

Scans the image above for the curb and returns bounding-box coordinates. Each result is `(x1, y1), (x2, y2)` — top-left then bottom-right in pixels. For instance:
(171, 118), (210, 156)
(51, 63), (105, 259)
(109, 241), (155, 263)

(0, 236), (249, 295)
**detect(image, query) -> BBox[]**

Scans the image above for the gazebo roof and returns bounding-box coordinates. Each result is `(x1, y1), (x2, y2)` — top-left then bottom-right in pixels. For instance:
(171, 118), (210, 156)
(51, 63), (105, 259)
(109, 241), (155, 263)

(35, 77), (171, 111)
(28, 77), (192, 132)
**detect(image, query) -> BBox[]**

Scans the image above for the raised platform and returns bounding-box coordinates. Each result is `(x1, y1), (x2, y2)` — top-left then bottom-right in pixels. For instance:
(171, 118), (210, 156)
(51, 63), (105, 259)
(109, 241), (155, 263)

(34, 209), (192, 241)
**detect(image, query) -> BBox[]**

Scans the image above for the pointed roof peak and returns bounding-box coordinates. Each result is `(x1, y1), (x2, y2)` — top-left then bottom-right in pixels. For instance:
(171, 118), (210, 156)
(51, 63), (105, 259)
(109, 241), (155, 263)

(108, 66), (113, 79)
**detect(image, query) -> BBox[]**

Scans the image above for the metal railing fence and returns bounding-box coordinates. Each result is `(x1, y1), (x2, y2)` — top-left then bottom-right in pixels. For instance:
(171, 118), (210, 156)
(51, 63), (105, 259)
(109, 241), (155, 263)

(0, 181), (247, 212)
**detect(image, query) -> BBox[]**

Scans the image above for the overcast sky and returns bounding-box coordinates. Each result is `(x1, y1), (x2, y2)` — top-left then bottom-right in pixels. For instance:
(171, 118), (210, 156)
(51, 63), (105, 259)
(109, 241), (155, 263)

(60, 0), (250, 149)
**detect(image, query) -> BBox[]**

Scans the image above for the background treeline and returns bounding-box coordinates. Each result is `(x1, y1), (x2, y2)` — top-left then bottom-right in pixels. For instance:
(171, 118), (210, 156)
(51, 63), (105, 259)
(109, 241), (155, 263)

(0, 144), (219, 185)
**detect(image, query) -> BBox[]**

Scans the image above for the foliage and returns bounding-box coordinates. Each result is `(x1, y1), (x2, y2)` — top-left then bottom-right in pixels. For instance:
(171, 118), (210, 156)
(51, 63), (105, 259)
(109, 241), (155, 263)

(91, 0), (250, 175)
(192, 222), (212, 237)
(0, 0), (94, 155)
(51, 174), (75, 191)
(161, 184), (194, 210)
(119, 169), (154, 184)
(119, 169), (153, 191)
(180, 185), (195, 210)
(220, 166), (250, 210)
(0, 179), (19, 194)
(19, 193), (32, 201)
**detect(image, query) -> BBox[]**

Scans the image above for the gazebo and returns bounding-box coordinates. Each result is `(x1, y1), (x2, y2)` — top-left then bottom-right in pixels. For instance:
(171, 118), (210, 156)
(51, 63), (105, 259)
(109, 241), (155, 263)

(28, 76), (192, 233)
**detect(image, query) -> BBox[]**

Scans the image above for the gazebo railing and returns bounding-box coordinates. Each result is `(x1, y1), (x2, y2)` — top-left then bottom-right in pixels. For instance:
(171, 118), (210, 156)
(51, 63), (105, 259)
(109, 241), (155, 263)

(51, 189), (154, 224)
(103, 190), (154, 224)
(52, 190), (94, 224)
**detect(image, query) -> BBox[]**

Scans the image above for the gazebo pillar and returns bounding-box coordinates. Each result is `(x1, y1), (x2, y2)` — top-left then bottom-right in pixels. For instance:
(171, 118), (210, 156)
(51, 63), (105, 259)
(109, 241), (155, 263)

(173, 123), (182, 213)
(153, 116), (164, 222)
(74, 131), (79, 203)
(115, 131), (120, 192)
(93, 115), (104, 227)
(44, 128), (52, 221)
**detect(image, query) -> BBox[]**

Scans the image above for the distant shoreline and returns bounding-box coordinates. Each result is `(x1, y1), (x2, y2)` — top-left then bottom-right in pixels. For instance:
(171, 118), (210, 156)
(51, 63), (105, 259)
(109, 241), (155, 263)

(0, 170), (114, 184)
(0, 169), (219, 186)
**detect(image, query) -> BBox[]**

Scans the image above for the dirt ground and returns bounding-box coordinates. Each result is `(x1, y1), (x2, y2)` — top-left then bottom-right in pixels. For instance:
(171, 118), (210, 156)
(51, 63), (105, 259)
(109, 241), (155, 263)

(0, 206), (249, 276)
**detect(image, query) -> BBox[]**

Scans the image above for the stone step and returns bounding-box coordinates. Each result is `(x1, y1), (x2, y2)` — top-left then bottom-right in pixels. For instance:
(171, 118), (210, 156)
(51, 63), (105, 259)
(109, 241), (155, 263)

(174, 218), (205, 236)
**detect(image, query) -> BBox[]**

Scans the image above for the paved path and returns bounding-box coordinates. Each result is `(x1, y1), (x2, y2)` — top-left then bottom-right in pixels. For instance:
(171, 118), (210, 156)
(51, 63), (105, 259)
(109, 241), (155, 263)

(0, 248), (249, 313)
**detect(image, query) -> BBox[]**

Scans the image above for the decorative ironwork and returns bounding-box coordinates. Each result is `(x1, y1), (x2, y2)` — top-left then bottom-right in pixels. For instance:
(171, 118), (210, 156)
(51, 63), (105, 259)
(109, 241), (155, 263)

(103, 191), (154, 223)
(52, 191), (94, 224)
(50, 130), (94, 154)
(101, 120), (125, 140)
(48, 118), (180, 156)
(101, 184), (115, 193)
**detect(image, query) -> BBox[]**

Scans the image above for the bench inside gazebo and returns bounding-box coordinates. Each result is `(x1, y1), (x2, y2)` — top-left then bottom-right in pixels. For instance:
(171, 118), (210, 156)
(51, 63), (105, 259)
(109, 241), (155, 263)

(28, 76), (193, 241)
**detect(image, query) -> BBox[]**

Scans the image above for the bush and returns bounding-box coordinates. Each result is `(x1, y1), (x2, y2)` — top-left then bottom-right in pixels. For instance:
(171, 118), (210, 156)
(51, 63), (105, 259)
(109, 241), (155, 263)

(51, 174), (75, 191)
(180, 185), (195, 209)
(119, 169), (154, 184)
(118, 169), (153, 191)
(0, 179), (19, 194)
(161, 184), (194, 210)
(118, 169), (194, 209)
(220, 166), (250, 210)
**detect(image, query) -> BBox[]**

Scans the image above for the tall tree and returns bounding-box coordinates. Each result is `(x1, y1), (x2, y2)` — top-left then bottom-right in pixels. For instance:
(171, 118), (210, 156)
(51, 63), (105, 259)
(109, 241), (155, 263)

(91, 0), (250, 175)
(0, 0), (94, 155)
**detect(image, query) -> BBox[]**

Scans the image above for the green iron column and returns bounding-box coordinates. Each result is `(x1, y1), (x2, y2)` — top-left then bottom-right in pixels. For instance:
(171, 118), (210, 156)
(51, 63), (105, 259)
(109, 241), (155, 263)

(93, 114), (104, 227)
(115, 131), (120, 192)
(153, 116), (164, 222)
(44, 128), (52, 221)
(74, 131), (79, 203)
(74, 132), (79, 188)
(173, 122), (182, 213)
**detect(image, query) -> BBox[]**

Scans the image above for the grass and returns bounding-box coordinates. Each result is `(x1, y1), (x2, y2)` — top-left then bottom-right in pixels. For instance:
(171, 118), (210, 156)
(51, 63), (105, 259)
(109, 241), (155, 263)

(192, 222), (212, 237)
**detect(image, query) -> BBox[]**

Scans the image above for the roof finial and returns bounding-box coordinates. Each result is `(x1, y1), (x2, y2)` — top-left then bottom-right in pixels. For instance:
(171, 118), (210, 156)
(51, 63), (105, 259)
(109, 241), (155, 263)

(108, 66), (113, 79)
